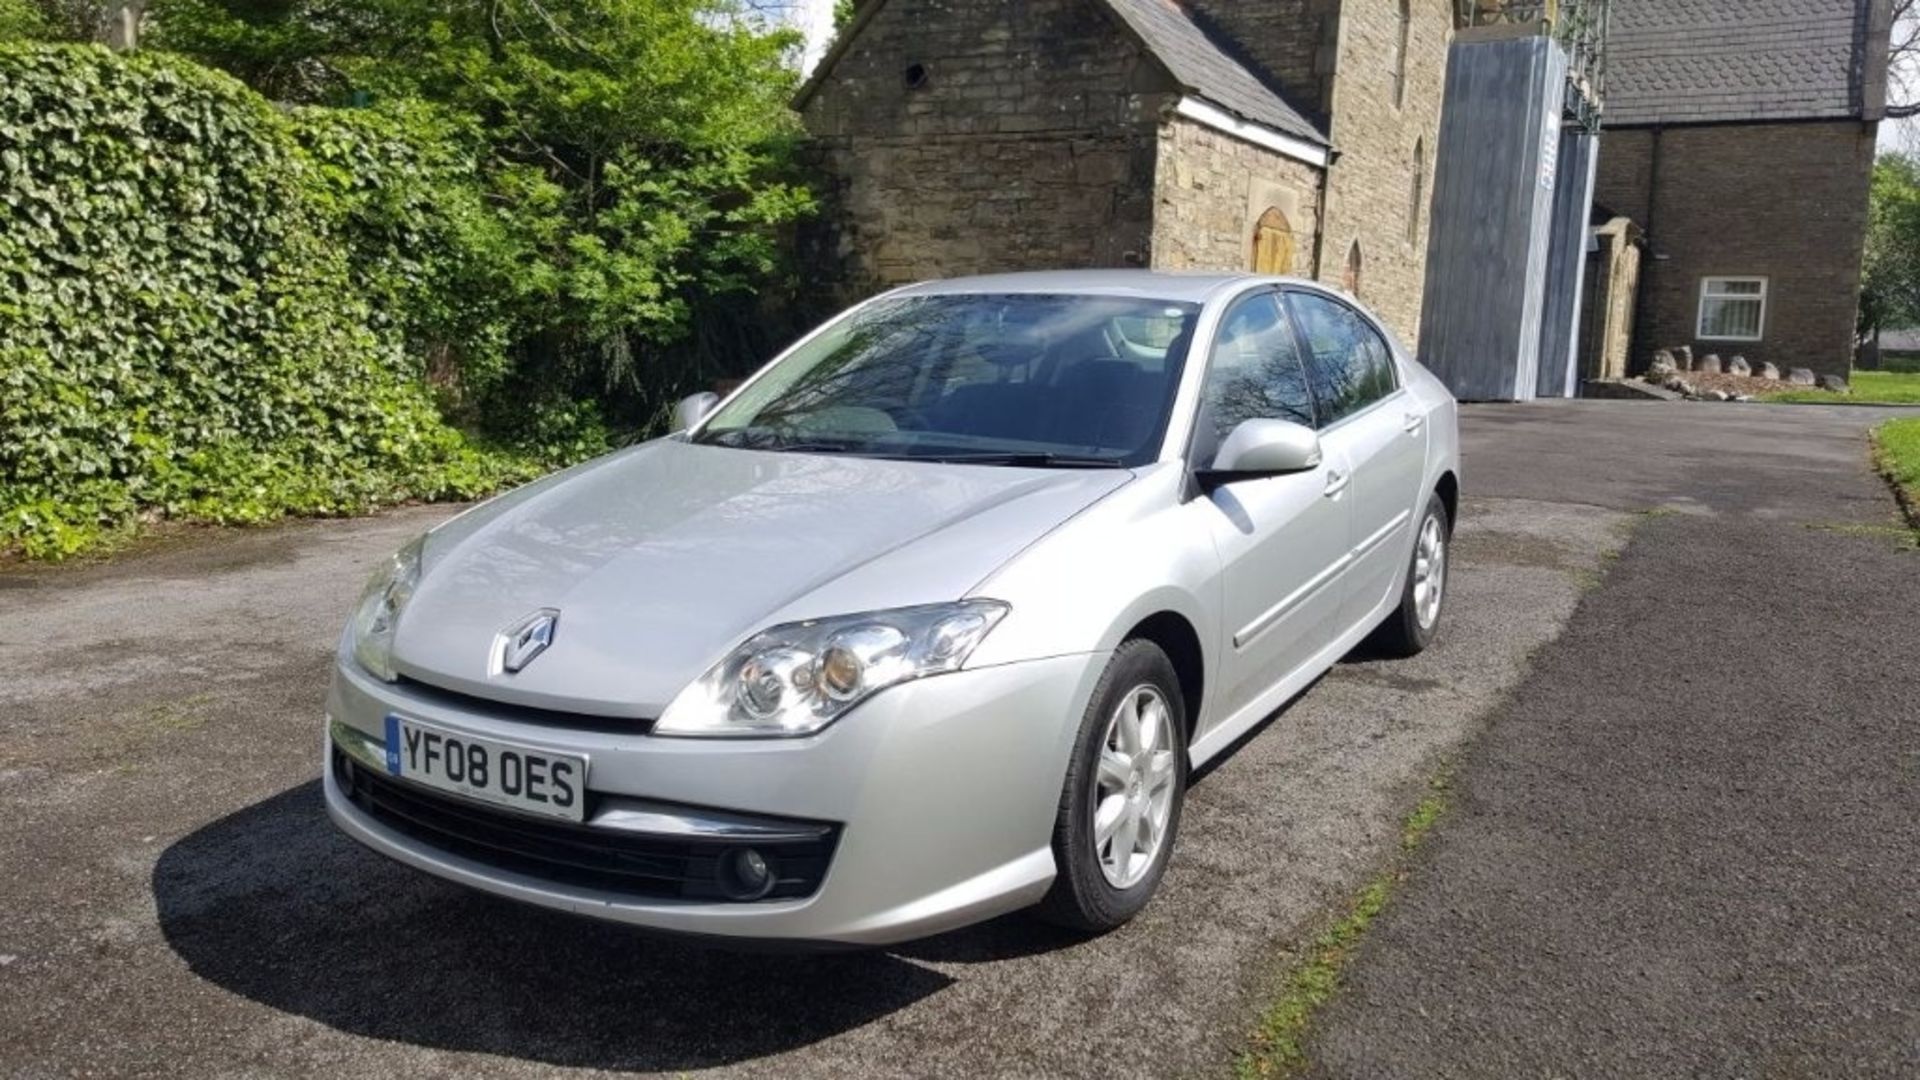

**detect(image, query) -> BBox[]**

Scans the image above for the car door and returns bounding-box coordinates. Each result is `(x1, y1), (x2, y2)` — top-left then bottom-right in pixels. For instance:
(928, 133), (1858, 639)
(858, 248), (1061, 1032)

(1186, 290), (1353, 726)
(1283, 290), (1428, 633)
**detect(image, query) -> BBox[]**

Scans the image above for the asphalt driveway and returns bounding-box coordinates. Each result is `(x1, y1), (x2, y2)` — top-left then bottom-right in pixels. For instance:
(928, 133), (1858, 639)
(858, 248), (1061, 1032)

(1307, 401), (1920, 1077)
(0, 400), (1906, 1076)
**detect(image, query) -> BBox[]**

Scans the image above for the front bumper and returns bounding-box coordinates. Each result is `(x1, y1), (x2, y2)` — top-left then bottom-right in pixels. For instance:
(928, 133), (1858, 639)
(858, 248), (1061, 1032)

(322, 650), (1104, 945)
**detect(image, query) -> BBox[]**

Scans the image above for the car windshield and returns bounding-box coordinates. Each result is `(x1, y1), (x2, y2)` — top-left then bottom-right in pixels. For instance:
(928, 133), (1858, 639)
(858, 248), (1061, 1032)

(692, 293), (1201, 467)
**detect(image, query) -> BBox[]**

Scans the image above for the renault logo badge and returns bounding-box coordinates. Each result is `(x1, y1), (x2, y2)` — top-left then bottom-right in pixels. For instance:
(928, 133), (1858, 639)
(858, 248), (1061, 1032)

(496, 609), (559, 674)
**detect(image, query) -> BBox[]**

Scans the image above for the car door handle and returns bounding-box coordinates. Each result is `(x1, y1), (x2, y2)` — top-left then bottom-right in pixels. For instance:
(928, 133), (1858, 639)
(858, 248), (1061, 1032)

(1402, 412), (1424, 435)
(1323, 468), (1350, 498)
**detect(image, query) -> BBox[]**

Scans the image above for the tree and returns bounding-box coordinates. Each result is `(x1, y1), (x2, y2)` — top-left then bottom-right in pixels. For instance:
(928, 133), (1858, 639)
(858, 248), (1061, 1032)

(1859, 153), (1920, 350)
(1889, 0), (1920, 120)
(144, 0), (818, 446)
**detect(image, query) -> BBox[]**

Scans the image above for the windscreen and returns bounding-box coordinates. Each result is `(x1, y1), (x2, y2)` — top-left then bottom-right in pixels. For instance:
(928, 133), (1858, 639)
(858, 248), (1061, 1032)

(694, 293), (1201, 468)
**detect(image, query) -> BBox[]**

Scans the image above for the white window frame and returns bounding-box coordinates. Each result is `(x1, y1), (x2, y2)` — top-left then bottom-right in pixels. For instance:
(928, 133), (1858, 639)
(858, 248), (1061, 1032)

(1695, 276), (1768, 342)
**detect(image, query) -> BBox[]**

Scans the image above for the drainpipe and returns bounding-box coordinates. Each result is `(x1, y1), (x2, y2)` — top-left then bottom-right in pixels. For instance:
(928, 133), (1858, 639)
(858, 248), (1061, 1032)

(1644, 125), (1663, 244)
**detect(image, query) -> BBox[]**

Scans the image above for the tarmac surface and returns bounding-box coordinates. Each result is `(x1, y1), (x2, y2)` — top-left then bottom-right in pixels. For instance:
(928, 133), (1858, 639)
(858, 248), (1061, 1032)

(0, 400), (1909, 1076)
(1307, 401), (1920, 1077)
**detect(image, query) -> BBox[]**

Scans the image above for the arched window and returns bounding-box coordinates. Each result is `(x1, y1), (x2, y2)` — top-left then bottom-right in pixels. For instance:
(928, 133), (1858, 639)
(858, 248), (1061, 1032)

(1408, 138), (1425, 246)
(1249, 207), (1296, 274)
(1391, 0), (1411, 108)
(1344, 241), (1363, 297)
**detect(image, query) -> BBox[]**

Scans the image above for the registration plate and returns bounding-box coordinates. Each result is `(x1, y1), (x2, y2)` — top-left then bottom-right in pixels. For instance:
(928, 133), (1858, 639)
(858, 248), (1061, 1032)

(384, 715), (588, 822)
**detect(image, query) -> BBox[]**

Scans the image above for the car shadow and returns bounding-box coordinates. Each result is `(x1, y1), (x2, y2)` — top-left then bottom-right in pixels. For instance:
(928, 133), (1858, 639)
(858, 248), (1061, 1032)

(152, 781), (956, 1071)
(895, 912), (1089, 963)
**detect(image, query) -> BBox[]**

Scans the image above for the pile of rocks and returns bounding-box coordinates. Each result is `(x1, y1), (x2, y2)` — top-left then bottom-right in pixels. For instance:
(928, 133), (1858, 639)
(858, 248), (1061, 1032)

(1642, 346), (1848, 401)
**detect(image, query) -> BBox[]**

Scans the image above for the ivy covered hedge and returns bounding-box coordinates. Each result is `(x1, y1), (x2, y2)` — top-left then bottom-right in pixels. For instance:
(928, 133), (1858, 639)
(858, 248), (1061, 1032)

(0, 44), (532, 557)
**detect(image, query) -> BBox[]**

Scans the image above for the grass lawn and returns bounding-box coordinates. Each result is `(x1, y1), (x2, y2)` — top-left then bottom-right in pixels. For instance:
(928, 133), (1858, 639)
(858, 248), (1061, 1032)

(1764, 370), (1920, 404)
(1874, 418), (1920, 524)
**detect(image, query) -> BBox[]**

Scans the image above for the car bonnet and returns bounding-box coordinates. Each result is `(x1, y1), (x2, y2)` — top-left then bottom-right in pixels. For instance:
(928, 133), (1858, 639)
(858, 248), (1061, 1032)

(386, 438), (1133, 717)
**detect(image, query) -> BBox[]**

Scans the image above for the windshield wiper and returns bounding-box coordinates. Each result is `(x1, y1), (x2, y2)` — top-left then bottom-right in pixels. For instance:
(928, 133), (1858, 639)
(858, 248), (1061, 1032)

(904, 452), (1129, 469)
(764, 441), (868, 454)
(693, 430), (866, 454)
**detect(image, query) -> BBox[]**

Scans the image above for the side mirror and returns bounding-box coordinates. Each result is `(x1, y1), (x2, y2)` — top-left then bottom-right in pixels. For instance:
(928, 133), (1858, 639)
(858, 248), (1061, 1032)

(672, 392), (720, 434)
(1200, 418), (1322, 485)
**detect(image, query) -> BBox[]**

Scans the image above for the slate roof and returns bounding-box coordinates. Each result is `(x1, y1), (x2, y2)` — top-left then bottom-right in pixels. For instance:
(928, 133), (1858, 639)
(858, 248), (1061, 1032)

(1097, 0), (1326, 145)
(794, 0), (1327, 148)
(1604, 0), (1885, 126)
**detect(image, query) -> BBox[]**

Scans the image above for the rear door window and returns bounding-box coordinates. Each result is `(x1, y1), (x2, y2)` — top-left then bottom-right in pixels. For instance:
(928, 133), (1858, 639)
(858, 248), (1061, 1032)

(1285, 292), (1398, 426)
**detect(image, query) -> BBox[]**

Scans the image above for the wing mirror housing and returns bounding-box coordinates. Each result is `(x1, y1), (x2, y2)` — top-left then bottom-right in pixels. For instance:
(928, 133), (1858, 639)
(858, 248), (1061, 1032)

(1198, 418), (1322, 487)
(672, 392), (720, 434)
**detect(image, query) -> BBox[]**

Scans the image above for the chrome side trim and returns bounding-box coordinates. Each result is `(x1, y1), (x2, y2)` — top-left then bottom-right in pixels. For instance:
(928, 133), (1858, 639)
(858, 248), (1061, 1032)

(1352, 508), (1413, 560)
(327, 720), (833, 843)
(591, 804), (834, 843)
(1233, 552), (1353, 649)
(1228, 508), (1412, 650)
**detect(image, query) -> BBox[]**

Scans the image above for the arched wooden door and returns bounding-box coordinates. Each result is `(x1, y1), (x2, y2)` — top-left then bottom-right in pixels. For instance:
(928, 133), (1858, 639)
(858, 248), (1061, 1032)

(1250, 207), (1295, 274)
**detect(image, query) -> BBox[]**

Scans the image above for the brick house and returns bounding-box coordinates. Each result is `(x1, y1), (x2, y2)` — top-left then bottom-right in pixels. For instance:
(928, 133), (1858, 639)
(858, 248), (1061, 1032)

(795, 0), (1456, 343)
(1593, 0), (1892, 378)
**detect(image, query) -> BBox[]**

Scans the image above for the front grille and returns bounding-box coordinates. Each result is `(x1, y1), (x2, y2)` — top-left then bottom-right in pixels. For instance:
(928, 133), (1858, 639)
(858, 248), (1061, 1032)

(393, 675), (651, 735)
(335, 750), (838, 902)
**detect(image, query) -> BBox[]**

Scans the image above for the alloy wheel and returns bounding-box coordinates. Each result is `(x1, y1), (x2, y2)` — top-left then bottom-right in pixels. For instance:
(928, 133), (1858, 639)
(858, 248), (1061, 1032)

(1413, 512), (1447, 630)
(1092, 684), (1179, 889)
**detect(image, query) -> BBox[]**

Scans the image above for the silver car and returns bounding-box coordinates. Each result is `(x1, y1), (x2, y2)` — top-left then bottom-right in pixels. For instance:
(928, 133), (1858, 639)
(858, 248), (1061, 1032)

(323, 271), (1459, 945)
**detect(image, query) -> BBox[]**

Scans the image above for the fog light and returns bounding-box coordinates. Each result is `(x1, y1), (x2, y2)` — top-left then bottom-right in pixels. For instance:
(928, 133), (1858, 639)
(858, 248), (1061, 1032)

(720, 847), (776, 900)
(334, 749), (355, 790)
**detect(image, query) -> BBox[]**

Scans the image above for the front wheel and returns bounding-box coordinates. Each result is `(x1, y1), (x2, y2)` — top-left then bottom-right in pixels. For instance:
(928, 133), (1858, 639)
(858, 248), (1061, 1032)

(1368, 490), (1452, 657)
(1034, 639), (1188, 933)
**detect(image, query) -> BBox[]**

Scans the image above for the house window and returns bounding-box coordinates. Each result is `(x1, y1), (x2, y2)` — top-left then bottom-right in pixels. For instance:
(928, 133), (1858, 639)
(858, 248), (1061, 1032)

(1408, 138), (1425, 246)
(1250, 207), (1296, 274)
(1696, 276), (1767, 341)
(1391, 0), (1411, 108)
(1344, 241), (1363, 297)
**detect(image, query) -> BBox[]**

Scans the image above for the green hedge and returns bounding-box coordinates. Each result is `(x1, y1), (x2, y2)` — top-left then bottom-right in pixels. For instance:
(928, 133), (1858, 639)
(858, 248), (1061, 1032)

(0, 0), (46, 39)
(0, 44), (531, 557)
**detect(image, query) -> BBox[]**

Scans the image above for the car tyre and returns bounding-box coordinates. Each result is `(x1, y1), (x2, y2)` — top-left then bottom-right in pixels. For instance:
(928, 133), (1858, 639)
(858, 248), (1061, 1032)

(1369, 490), (1452, 657)
(1034, 639), (1188, 933)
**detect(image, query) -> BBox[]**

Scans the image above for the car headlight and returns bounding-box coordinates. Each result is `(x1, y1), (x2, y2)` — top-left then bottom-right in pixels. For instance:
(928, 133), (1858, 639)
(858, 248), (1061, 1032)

(350, 535), (425, 682)
(655, 600), (1010, 738)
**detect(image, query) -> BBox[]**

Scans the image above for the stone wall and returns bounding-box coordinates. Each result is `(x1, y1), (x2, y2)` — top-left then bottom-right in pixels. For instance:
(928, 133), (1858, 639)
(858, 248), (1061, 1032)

(1594, 122), (1874, 377)
(1579, 217), (1642, 382)
(1149, 116), (1323, 274)
(799, 0), (1170, 296)
(1316, 0), (1452, 343)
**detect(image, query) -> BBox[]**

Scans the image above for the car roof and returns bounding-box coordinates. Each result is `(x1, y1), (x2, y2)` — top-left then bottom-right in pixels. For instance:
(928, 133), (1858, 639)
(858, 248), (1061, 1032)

(888, 270), (1301, 304)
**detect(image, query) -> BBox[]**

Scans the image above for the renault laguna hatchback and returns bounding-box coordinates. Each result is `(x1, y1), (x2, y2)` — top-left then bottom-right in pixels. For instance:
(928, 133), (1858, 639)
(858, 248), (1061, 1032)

(323, 271), (1459, 945)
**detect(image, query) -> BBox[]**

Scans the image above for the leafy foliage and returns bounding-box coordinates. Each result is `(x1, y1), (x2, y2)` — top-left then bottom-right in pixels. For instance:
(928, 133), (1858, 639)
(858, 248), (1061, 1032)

(151, 0), (822, 447)
(1874, 416), (1920, 524)
(0, 0), (50, 38)
(0, 43), (533, 558)
(1, 0), (821, 558)
(287, 102), (526, 411)
(1860, 153), (1920, 342)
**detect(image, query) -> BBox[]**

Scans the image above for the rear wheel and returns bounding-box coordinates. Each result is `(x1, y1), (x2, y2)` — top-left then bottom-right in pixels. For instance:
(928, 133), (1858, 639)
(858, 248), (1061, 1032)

(1369, 490), (1451, 657)
(1035, 640), (1188, 933)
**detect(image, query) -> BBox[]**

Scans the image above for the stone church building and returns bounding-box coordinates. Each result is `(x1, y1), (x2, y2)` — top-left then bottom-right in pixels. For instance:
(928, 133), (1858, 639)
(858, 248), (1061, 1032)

(796, 0), (1457, 342)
